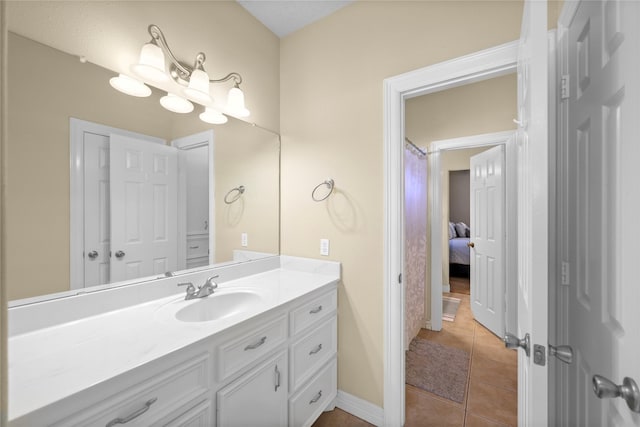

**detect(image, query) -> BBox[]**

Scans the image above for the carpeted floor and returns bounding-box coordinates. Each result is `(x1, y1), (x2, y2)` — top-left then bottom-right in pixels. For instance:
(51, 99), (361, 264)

(405, 336), (470, 403)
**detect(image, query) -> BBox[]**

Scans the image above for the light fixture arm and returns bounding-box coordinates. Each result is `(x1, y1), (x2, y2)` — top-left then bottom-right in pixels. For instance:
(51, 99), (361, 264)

(147, 24), (243, 88)
(210, 72), (243, 87)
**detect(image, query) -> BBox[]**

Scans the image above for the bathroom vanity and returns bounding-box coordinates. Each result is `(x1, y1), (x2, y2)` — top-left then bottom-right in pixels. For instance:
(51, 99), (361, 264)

(8, 256), (339, 427)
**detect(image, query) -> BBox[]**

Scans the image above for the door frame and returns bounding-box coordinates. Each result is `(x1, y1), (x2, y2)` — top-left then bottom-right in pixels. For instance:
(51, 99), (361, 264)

(382, 41), (518, 426)
(171, 130), (216, 270)
(429, 131), (517, 335)
(69, 118), (165, 290)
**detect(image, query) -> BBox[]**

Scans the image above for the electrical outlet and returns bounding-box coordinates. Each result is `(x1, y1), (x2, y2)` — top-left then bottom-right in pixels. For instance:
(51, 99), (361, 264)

(320, 239), (330, 256)
(241, 233), (248, 247)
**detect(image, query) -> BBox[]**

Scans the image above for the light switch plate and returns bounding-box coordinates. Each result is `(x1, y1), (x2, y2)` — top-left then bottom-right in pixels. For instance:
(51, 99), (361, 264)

(320, 239), (330, 256)
(241, 233), (248, 247)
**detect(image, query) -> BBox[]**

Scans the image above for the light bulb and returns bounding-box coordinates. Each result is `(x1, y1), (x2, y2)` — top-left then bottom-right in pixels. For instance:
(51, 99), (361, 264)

(109, 74), (152, 97)
(160, 93), (194, 113)
(226, 86), (250, 117)
(199, 107), (228, 124)
(131, 42), (168, 83)
(184, 68), (212, 104)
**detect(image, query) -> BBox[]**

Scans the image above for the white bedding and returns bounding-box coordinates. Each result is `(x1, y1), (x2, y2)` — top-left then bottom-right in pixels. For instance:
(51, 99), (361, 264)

(449, 237), (470, 265)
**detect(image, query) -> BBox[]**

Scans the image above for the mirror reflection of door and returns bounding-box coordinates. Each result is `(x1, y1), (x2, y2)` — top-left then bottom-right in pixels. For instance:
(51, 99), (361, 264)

(72, 119), (213, 289)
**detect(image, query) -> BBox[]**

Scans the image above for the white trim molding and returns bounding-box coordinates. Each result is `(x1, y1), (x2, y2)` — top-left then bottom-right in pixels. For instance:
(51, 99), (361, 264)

(382, 40), (518, 426)
(335, 390), (384, 427)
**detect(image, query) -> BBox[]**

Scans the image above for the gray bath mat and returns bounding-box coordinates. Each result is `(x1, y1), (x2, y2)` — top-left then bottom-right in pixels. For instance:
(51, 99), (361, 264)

(405, 336), (470, 403)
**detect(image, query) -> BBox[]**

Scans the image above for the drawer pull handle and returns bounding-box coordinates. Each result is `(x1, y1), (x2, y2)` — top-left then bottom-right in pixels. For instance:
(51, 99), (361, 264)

(244, 336), (267, 350)
(189, 245), (199, 249)
(105, 397), (157, 427)
(309, 305), (323, 314)
(309, 390), (323, 405)
(274, 365), (281, 392)
(309, 344), (323, 355)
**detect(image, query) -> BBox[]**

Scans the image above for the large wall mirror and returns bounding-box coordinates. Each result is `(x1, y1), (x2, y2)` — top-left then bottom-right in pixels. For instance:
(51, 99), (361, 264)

(6, 5), (280, 305)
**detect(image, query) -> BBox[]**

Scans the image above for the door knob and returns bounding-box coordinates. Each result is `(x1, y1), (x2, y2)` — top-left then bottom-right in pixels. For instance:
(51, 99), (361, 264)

(504, 332), (530, 357)
(467, 242), (475, 248)
(115, 250), (125, 259)
(549, 344), (573, 364)
(593, 375), (640, 413)
(87, 250), (98, 260)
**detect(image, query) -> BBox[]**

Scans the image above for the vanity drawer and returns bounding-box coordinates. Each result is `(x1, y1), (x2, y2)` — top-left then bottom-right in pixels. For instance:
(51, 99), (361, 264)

(288, 358), (337, 427)
(186, 235), (209, 259)
(217, 314), (287, 382)
(290, 290), (337, 336)
(290, 317), (337, 390)
(52, 353), (210, 427)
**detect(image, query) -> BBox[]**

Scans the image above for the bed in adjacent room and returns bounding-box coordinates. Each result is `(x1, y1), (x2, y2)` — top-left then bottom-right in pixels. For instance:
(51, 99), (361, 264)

(448, 221), (470, 277)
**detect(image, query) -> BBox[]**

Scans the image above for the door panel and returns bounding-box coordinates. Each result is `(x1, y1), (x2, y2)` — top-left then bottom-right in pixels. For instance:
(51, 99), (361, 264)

(563, 0), (640, 425)
(83, 132), (111, 287)
(110, 134), (178, 282)
(517, 0), (549, 423)
(470, 145), (505, 337)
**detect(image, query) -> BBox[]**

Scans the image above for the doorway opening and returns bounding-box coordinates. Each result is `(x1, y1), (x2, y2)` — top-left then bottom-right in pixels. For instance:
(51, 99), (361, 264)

(383, 40), (518, 426)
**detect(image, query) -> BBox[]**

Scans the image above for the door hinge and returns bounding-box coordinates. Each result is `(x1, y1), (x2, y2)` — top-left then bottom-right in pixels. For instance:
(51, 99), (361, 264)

(561, 261), (570, 286)
(398, 273), (402, 284)
(561, 74), (570, 100)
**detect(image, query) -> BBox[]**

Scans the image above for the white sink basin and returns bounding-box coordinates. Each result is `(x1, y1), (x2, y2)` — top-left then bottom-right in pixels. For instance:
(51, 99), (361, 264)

(156, 287), (269, 323)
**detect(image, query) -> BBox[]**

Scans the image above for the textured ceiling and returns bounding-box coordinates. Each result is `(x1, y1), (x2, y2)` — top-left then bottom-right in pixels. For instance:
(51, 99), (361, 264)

(237, 1), (354, 38)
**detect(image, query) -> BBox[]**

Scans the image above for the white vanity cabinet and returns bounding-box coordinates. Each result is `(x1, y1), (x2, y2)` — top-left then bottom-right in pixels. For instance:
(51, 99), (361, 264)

(217, 351), (288, 426)
(10, 345), (213, 427)
(9, 264), (339, 427)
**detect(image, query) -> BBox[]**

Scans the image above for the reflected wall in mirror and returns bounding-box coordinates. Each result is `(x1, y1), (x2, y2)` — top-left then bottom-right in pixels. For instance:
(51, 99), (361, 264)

(7, 32), (280, 303)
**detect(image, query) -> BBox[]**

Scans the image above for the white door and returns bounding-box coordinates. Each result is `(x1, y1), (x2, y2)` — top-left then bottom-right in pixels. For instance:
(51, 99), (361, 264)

(469, 145), (505, 337)
(516, 0), (549, 424)
(110, 134), (178, 282)
(83, 132), (111, 287)
(562, 0), (640, 424)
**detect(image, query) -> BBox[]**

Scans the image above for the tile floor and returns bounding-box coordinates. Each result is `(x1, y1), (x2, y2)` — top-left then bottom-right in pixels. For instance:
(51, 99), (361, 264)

(313, 284), (518, 426)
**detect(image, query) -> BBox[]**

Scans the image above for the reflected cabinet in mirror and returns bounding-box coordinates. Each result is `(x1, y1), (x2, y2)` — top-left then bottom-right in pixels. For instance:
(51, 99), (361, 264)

(6, 31), (280, 304)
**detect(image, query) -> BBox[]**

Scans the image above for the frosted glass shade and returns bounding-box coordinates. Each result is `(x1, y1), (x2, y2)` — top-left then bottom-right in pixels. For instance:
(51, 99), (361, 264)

(183, 69), (212, 104)
(226, 87), (250, 117)
(109, 74), (152, 97)
(131, 42), (168, 83)
(199, 107), (228, 124)
(160, 93), (194, 113)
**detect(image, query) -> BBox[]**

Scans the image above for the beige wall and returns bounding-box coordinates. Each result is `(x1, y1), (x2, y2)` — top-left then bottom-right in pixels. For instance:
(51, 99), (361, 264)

(280, 0), (526, 407)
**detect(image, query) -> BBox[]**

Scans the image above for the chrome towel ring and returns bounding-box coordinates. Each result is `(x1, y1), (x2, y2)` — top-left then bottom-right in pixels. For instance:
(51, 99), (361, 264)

(224, 185), (245, 204)
(312, 179), (334, 202)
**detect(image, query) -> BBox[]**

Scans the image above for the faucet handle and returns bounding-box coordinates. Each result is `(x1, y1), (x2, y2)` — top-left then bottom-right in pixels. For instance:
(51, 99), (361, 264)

(205, 275), (219, 287)
(178, 282), (195, 291)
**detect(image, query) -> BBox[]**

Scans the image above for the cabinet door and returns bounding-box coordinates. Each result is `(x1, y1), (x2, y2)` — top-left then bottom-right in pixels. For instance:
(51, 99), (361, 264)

(217, 351), (287, 427)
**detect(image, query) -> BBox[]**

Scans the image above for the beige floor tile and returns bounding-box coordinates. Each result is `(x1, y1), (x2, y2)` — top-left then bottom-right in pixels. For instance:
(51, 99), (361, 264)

(467, 381), (518, 426)
(405, 385), (465, 426)
(417, 327), (474, 352)
(473, 335), (517, 367)
(470, 355), (518, 392)
(465, 413), (510, 427)
(312, 407), (374, 427)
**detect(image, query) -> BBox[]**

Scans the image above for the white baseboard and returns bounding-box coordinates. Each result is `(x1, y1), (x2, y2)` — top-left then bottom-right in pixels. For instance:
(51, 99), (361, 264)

(443, 283), (451, 292)
(335, 390), (384, 426)
(424, 320), (432, 330)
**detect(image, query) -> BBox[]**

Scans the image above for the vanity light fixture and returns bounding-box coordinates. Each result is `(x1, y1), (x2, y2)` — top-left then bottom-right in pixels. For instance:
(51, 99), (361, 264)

(109, 74), (152, 97)
(200, 107), (228, 124)
(111, 24), (250, 124)
(160, 93), (194, 113)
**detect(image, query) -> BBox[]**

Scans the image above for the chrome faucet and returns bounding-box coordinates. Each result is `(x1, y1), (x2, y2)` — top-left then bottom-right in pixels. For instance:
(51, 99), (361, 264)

(178, 275), (219, 300)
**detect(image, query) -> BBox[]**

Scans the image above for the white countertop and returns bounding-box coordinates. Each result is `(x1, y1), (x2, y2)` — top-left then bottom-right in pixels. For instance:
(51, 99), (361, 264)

(8, 258), (339, 421)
